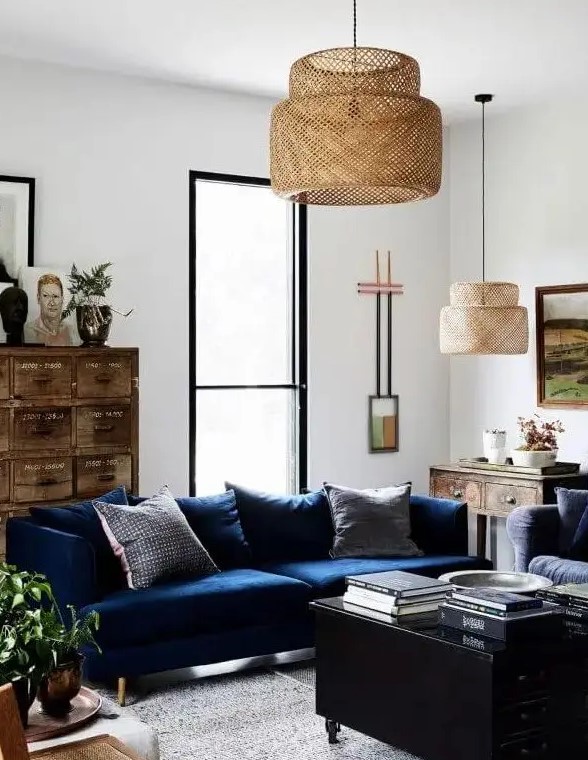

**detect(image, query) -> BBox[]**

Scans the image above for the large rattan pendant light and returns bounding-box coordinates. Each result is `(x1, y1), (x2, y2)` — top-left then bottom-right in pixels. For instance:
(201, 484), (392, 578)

(439, 94), (528, 355)
(269, 0), (442, 205)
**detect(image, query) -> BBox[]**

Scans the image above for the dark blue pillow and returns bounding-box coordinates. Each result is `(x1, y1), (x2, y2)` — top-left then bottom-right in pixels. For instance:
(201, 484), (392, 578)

(175, 491), (251, 569)
(29, 486), (129, 595)
(556, 487), (588, 555)
(226, 482), (334, 563)
(568, 494), (588, 560)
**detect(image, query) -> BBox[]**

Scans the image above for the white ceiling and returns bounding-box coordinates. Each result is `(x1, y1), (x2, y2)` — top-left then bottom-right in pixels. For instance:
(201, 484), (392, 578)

(0, 0), (586, 121)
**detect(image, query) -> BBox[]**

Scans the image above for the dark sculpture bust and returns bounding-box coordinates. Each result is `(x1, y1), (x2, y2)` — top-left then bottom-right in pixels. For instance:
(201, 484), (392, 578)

(0, 286), (28, 346)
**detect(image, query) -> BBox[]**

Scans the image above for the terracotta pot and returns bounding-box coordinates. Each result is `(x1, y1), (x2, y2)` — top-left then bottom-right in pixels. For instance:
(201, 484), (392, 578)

(12, 678), (35, 728)
(38, 656), (83, 717)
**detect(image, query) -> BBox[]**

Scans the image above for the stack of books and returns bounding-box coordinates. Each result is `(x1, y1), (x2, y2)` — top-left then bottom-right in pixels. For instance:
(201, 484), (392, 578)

(439, 588), (562, 641)
(537, 582), (588, 622)
(342, 570), (452, 617)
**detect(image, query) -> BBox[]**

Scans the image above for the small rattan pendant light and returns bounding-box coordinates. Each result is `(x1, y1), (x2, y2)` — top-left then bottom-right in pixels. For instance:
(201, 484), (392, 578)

(270, 0), (442, 205)
(439, 94), (528, 355)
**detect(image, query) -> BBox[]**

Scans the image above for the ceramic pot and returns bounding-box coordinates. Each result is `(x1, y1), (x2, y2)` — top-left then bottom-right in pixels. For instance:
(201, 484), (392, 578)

(76, 305), (112, 346)
(12, 678), (35, 728)
(38, 656), (83, 717)
(483, 431), (507, 464)
(511, 449), (558, 469)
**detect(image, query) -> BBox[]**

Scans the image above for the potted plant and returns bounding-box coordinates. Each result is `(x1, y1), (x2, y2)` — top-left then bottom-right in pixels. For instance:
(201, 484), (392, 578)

(511, 415), (565, 468)
(38, 606), (101, 717)
(0, 564), (58, 727)
(482, 429), (507, 464)
(62, 262), (131, 346)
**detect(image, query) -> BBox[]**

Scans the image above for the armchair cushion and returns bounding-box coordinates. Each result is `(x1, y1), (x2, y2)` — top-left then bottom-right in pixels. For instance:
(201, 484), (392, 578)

(529, 555), (588, 586)
(28, 486), (128, 595)
(506, 506), (560, 572)
(555, 487), (588, 554)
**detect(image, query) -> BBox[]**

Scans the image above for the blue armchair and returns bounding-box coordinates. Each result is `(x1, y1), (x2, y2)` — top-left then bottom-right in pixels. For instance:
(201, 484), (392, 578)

(506, 505), (588, 584)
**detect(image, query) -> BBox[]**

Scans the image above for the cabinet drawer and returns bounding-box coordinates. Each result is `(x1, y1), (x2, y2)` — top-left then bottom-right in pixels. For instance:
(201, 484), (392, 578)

(13, 458), (73, 503)
(76, 454), (132, 497)
(76, 405), (131, 448)
(0, 506), (31, 559)
(0, 409), (8, 451)
(0, 460), (8, 502)
(0, 358), (8, 398)
(13, 357), (72, 398)
(13, 408), (72, 450)
(76, 356), (132, 398)
(431, 476), (482, 508)
(484, 483), (539, 514)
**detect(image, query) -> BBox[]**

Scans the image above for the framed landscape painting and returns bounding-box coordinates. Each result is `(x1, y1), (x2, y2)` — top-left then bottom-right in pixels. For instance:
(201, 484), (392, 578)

(536, 283), (588, 408)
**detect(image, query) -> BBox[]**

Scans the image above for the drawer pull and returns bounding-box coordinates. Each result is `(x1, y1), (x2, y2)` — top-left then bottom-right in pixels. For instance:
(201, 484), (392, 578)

(453, 490), (463, 498)
(520, 743), (548, 757)
(94, 424), (115, 432)
(32, 375), (52, 384)
(36, 478), (57, 486)
(96, 473), (116, 482)
(31, 427), (54, 436)
(94, 374), (113, 384)
(506, 496), (517, 505)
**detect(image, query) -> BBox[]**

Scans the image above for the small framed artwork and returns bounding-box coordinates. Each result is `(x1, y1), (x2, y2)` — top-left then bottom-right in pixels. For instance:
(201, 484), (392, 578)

(0, 175), (35, 281)
(369, 395), (399, 453)
(536, 283), (588, 408)
(20, 267), (79, 347)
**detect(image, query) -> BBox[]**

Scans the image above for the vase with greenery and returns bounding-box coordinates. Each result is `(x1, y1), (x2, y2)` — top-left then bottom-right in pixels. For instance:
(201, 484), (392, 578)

(0, 564), (58, 726)
(511, 415), (565, 468)
(62, 262), (131, 346)
(38, 605), (101, 717)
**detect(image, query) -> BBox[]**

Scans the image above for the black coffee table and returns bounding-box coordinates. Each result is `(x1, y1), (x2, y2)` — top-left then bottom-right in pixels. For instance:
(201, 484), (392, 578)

(311, 598), (588, 760)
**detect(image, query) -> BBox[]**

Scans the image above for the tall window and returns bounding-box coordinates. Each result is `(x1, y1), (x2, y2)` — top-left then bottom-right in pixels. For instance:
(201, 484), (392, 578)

(189, 171), (307, 496)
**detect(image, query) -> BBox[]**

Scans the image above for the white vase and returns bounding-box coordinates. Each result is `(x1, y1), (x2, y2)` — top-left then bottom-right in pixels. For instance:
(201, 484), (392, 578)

(483, 431), (507, 464)
(510, 449), (558, 468)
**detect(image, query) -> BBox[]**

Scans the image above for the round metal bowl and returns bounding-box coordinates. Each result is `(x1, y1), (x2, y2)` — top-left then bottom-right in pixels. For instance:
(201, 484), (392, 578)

(438, 570), (553, 594)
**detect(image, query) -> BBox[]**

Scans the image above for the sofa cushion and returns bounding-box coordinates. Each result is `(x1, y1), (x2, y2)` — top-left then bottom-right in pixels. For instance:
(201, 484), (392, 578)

(323, 482), (421, 558)
(94, 486), (219, 589)
(29, 486), (129, 595)
(529, 555), (588, 585)
(175, 491), (251, 569)
(261, 555), (492, 598)
(556, 487), (588, 555)
(82, 569), (312, 648)
(227, 482), (333, 563)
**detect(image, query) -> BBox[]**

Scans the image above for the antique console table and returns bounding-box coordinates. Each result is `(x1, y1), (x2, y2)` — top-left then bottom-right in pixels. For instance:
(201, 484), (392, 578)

(430, 463), (588, 559)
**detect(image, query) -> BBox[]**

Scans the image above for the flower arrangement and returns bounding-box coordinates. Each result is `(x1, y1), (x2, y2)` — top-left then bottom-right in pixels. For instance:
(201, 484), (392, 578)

(516, 415), (564, 452)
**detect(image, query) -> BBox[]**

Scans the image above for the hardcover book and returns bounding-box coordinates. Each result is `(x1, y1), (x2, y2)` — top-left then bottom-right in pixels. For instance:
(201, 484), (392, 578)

(448, 588), (542, 612)
(345, 585), (448, 607)
(439, 603), (562, 641)
(343, 590), (443, 616)
(346, 570), (451, 598)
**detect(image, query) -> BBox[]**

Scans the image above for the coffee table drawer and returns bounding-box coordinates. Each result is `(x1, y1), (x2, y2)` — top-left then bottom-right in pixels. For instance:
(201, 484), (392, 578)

(76, 454), (132, 497)
(13, 458), (73, 503)
(431, 476), (482, 508)
(76, 356), (132, 398)
(14, 357), (72, 398)
(76, 405), (131, 448)
(484, 483), (539, 514)
(13, 408), (72, 450)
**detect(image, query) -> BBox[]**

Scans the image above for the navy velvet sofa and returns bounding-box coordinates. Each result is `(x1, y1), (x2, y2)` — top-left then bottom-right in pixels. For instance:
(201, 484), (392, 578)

(7, 493), (491, 687)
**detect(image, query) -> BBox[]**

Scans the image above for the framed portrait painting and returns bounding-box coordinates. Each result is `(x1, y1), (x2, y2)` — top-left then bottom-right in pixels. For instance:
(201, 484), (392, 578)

(0, 175), (35, 281)
(536, 283), (588, 408)
(20, 267), (79, 347)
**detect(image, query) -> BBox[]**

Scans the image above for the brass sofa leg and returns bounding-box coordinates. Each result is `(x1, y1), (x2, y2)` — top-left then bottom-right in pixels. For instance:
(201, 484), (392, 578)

(118, 677), (127, 706)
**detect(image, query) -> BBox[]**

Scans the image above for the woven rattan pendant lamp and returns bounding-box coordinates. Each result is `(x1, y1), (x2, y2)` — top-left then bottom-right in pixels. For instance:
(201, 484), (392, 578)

(269, 0), (442, 205)
(439, 94), (528, 355)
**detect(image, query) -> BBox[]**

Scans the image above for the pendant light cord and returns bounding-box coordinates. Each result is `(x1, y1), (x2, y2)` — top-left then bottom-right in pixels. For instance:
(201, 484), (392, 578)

(482, 99), (485, 282)
(353, 0), (357, 48)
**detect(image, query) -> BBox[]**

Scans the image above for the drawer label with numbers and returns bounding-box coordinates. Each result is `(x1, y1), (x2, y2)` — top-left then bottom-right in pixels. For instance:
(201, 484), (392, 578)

(0, 461), (8, 502)
(14, 357), (72, 398)
(13, 457), (73, 503)
(76, 454), (132, 497)
(0, 358), (8, 399)
(13, 408), (72, 450)
(76, 356), (132, 398)
(76, 406), (131, 448)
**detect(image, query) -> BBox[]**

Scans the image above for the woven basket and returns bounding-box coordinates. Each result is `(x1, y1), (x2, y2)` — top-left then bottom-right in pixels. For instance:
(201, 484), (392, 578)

(440, 282), (529, 355)
(270, 47), (442, 205)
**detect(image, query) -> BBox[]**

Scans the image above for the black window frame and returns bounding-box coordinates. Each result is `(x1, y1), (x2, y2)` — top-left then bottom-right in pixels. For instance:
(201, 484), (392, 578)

(188, 170), (308, 497)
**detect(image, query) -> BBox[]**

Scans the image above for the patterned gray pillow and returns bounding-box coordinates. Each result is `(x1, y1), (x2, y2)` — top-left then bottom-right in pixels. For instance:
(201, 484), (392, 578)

(323, 482), (423, 559)
(94, 485), (219, 589)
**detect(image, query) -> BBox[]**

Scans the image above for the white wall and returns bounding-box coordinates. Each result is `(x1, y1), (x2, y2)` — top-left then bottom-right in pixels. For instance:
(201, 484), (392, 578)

(449, 103), (588, 566)
(0, 56), (452, 497)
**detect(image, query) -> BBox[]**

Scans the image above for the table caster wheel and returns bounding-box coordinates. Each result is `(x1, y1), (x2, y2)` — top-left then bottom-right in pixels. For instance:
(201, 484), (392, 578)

(325, 718), (341, 744)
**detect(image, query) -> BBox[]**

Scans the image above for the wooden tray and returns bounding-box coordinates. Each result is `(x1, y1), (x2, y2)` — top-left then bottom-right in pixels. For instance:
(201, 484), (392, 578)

(25, 686), (102, 742)
(458, 458), (580, 476)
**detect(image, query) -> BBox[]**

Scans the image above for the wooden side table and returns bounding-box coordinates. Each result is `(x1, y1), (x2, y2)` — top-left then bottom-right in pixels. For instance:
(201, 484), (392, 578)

(429, 463), (588, 558)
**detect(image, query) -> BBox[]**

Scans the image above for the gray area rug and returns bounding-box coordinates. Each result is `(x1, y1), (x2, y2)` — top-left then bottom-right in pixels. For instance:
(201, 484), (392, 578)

(104, 665), (420, 760)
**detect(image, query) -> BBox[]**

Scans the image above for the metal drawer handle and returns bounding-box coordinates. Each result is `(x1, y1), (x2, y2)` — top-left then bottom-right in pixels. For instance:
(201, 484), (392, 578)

(506, 496), (517, 505)
(96, 473), (116, 482)
(94, 374), (112, 384)
(453, 490), (463, 499)
(520, 707), (546, 722)
(32, 375), (52, 383)
(31, 427), (54, 436)
(520, 743), (548, 757)
(36, 478), (57, 486)
(94, 424), (115, 432)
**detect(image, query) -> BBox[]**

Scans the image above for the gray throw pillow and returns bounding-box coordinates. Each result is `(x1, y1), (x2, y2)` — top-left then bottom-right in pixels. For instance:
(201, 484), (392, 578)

(323, 482), (422, 559)
(94, 485), (219, 589)
(556, 487), (588, 555)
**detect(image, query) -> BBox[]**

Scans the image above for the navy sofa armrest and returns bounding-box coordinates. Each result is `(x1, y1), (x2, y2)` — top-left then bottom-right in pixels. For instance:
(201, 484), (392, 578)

(6, 518), (98, 615)
(409, 494), (468, 556)
(506, 505), (560, 572)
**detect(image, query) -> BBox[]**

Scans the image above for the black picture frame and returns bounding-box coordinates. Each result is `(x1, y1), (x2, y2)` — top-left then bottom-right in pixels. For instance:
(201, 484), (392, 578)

(368, 394), (399, 453)
(0, 175), (35, 282)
